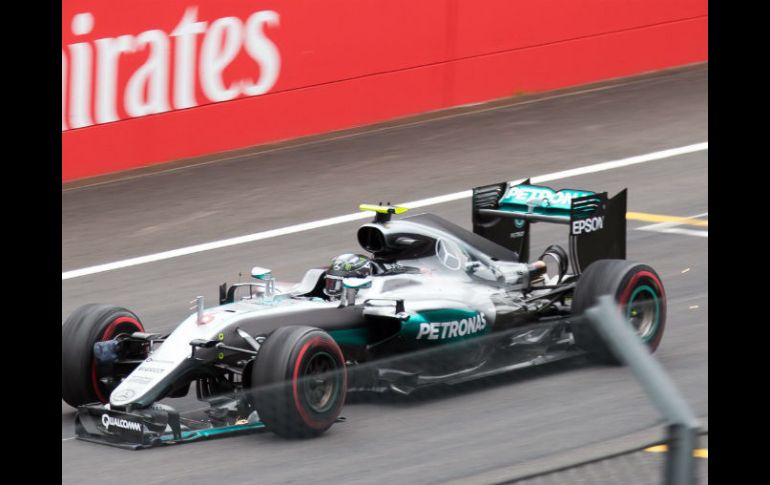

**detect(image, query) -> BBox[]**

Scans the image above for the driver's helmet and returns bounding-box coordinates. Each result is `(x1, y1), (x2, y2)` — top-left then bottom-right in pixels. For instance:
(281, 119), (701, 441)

(324, 254), (373, 298)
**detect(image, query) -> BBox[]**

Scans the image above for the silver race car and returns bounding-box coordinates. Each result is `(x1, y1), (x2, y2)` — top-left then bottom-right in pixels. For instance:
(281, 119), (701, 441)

(62, 178), (666, 448)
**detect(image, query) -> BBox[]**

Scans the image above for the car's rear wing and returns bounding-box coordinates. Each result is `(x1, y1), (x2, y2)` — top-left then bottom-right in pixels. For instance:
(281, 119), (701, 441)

(472, 179), (627, 274)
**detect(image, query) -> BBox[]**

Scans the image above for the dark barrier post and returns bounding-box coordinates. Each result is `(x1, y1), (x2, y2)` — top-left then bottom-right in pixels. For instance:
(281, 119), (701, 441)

(585, 295), (700, 485)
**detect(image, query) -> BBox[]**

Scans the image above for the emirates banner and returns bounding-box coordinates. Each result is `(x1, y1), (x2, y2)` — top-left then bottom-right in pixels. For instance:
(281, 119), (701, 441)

(62, 0), (707, 181)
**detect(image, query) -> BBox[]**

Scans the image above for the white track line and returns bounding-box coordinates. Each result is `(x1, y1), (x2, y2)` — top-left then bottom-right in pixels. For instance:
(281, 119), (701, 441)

(655, 228), (708, 238)
(62, 142), (707, 280)
(637, 212), (709, 238)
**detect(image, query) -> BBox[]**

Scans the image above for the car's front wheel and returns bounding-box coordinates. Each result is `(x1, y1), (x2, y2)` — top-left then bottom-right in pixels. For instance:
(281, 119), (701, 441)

(61, 304), (146, 407)
(251, 326), (347, 438)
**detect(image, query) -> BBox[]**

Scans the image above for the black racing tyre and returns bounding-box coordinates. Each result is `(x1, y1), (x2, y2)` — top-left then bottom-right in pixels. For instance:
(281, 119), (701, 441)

(571, 260), (666, 365)
(252, 326), (347, 439)
(61, 304), (145, 407)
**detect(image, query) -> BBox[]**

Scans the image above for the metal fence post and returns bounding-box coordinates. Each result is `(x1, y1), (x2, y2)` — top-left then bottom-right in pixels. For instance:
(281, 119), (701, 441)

(585, 295), (700, 485)
(665, 423), (697, 484)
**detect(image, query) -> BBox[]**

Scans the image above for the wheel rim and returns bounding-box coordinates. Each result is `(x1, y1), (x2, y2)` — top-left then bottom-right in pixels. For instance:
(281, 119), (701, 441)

(91, 317), (144, 403)
(626, 285), (660, 342)
(302, 351), (338, 413)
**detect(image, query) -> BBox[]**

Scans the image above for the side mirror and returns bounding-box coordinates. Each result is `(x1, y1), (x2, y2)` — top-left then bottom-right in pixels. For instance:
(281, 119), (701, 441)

(464, 261), (482, 272)
(339, 277), (372, 308)
(251, 266), (275, 302)
(251, 266), (272, 280)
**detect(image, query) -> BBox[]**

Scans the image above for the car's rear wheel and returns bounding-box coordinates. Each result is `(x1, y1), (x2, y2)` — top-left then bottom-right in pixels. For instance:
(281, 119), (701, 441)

(252, 326), (347, 438)
(61, 304), (145, 407)
(571, 260), (666, 364)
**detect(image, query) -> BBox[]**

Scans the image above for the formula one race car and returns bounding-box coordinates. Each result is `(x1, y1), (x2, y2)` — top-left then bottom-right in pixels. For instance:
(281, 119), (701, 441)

(62, 179), (666, 448)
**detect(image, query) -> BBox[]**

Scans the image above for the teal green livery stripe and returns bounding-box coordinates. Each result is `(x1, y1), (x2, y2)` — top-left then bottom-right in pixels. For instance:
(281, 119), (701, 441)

(329, 328), (370, 347)
(161, 421), (266, 441)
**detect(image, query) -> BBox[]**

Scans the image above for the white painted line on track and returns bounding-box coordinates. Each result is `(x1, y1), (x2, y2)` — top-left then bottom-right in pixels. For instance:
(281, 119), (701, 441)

(62, 142), (707, 281)
(649, 227), (708, 238)
(637, 212), (709, 238)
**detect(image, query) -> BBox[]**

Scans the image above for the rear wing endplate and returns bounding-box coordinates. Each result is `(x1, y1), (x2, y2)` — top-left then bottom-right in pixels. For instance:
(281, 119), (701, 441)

(472, 180), (626, 274)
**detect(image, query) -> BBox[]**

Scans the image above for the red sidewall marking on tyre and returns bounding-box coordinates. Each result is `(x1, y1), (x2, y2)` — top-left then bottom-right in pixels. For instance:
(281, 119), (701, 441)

(619, 271), (665, 348)
(91, 316), (144, 403)
(292, 336), (346, 430)
(619, 271), (665, 305)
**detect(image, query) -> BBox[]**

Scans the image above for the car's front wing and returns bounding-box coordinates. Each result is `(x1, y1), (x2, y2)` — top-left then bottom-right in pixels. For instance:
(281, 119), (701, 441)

(74, 403), (266, 450)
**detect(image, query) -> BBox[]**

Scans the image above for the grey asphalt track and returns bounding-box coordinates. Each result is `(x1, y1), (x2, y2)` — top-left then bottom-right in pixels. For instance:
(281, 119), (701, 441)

(62, 64), (707, 484)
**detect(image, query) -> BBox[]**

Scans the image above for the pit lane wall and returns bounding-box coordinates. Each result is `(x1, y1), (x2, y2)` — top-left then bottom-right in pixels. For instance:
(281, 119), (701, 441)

(62, 1), (708, 182)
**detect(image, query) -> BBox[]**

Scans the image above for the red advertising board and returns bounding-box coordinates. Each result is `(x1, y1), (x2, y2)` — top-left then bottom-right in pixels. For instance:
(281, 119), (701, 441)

(62, 0), (708, 181)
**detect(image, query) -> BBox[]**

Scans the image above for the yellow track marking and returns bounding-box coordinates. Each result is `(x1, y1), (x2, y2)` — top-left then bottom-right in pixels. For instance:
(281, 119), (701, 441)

(627, 212), (708, 227)
(694, 449), (708, 459)
(645, 445), (669, 453)
(644, 445), (708, 459)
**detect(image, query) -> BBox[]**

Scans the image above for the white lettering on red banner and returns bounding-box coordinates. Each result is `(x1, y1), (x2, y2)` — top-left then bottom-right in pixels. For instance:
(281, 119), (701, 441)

(62, 7), (281, 131)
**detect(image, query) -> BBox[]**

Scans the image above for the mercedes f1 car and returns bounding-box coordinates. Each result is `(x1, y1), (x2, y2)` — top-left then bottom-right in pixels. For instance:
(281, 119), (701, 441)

(62, 179), (666, 448)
